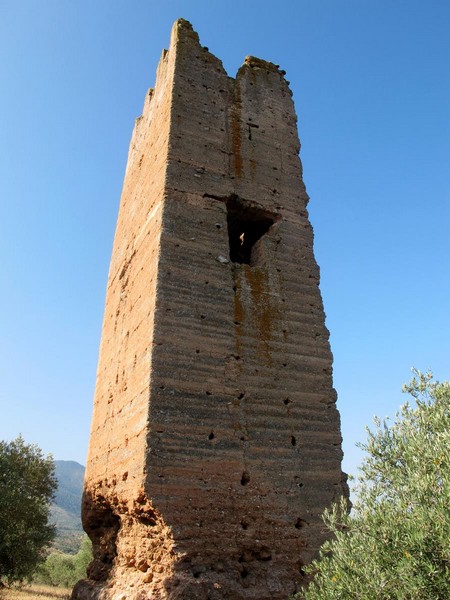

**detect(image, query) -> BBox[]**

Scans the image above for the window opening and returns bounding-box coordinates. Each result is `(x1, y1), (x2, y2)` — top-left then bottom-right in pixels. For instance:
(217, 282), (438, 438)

(226, 195), (276, 266)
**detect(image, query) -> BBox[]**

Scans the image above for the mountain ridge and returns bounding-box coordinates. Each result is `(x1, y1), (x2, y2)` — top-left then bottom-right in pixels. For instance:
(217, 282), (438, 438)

(51, 460), (85, 553)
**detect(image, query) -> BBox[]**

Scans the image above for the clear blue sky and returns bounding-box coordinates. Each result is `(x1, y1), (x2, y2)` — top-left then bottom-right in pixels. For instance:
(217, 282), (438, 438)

(1, 0), (449, 479)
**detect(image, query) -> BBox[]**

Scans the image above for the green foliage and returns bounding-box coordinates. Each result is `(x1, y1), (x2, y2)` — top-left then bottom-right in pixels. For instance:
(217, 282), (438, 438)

(300, 370), (450, 600)
(73, 536), (92, 578)
(34, 536), (92, 588)
(0, 436), (57, 585)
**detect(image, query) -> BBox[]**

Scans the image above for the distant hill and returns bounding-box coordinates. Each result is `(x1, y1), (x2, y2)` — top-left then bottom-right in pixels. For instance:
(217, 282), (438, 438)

(50, 460), (85, 553)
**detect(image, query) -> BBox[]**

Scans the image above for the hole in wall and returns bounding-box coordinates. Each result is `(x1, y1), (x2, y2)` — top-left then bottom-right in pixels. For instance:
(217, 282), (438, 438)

(283, 398), (291, 405)
(291, 435), (297, 446)
(208, 432), (215, 440)
(255, 548), (272, 561)
(226, 195), (278, 266)
(240, 520), (249, 530)
(241, 471), (250, 486)
(295, 518), (306, 529)
(138, 514), (157, 527)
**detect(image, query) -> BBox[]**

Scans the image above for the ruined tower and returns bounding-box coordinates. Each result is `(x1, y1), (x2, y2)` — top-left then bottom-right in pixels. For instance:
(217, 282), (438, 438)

(74, 19), (347, 600)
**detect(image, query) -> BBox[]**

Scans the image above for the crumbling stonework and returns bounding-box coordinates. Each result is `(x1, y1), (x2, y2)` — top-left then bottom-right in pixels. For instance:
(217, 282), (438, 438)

(72, 19), (347, 600)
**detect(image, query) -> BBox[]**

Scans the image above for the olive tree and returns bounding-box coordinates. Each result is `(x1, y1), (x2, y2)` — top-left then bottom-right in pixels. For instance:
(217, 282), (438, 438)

(34, 535), (93, 588)
(300, 370), (450, 600)
(0, 436), (57, 584)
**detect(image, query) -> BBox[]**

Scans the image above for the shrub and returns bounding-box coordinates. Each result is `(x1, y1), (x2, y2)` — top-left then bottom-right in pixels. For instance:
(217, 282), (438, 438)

(299, 370), (450, 600)
(35, 536), (92, 588)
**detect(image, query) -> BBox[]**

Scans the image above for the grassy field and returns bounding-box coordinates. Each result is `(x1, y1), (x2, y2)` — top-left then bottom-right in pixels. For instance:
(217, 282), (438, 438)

(0, 584), (71, 600)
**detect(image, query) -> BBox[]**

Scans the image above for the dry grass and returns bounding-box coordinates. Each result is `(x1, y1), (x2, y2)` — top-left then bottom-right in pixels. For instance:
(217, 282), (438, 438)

(0, 584), (71, 600)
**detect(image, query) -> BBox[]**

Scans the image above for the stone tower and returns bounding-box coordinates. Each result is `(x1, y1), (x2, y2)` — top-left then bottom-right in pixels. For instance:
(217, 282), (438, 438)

(73, 19), (347, 600)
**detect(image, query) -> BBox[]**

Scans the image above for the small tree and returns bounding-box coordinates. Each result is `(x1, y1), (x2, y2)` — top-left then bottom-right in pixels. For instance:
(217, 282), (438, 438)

(73, 535), (93, 579)
(35, 536), (93, 588)
(300, 370), (450, 600)
(0, 435), (57, 584)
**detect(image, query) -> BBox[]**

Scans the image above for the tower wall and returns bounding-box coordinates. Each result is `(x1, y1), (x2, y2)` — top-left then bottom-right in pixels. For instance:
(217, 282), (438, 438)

(74, 20), (347, 600)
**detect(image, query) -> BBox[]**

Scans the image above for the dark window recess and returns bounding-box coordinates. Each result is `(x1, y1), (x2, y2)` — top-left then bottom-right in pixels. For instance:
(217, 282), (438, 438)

(241, 471), (250, 486)
(226, 195), (277, 266)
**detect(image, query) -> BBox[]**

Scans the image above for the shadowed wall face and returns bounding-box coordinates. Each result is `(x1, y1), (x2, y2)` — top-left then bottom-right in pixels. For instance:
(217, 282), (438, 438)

(74, 19), (347, 600)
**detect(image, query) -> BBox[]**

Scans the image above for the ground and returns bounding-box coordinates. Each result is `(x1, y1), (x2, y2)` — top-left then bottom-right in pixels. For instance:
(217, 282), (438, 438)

(0, 584), (70, 600)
